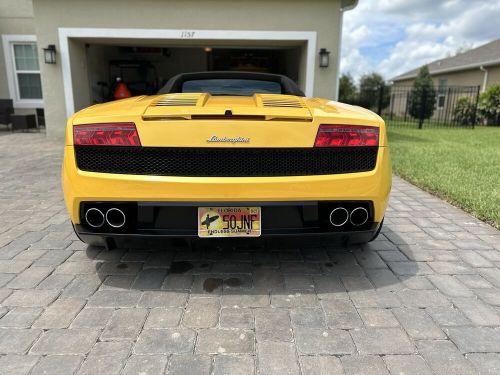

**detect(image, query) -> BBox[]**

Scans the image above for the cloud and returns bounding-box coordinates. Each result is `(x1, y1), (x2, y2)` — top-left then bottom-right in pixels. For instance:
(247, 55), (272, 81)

(341, 0), (500, 81)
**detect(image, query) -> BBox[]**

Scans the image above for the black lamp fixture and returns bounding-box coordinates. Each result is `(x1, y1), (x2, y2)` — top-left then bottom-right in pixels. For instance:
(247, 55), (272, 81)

(43, 45), (56, 64)
(319, 48), (330, 68)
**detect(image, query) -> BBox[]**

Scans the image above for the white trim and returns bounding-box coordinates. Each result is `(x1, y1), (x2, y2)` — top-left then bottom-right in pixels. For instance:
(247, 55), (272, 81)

(1, 34), (44, 108)
(335, 11), (345, 100)
(58, 27), (317, 116)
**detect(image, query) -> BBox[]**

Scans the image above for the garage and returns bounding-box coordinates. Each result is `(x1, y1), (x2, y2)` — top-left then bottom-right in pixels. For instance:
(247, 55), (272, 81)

(60, 30), (315, 118)
(83, 41), (302, 105)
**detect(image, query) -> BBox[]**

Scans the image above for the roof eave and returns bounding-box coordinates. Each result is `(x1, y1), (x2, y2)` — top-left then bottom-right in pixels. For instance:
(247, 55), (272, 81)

(392, 58), (500, 82)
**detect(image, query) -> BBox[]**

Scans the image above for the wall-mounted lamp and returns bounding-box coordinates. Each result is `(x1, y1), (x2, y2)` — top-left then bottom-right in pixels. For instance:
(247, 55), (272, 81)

(319, 48), (330, 68)
(43, 45), (57, 64)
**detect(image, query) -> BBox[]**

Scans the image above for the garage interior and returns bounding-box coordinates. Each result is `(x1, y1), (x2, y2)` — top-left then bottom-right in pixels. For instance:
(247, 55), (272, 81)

(83, 42), (303, 105)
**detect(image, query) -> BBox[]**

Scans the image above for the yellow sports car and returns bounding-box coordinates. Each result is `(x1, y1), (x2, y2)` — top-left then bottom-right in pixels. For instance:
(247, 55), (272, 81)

(62, 71), (391, 249)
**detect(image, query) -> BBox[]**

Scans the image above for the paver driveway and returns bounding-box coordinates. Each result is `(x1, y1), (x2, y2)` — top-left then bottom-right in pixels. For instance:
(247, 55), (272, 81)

(0, 133), (499, 375)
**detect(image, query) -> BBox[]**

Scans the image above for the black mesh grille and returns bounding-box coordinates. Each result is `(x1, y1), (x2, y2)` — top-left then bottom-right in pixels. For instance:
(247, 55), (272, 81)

(75, 146), (378, 177)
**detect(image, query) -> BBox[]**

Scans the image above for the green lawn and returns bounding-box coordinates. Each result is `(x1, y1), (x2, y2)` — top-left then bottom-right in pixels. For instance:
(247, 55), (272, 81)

(387, 126), (500, 228)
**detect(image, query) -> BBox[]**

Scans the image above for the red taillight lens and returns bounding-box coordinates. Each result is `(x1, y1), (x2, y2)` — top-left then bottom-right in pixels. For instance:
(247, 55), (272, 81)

(314, 125), (379, 147)
(73, 123), (141, 146)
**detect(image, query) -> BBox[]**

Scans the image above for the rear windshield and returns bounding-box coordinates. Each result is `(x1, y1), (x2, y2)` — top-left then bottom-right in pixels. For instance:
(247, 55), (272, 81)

(181, 79), (282, 96)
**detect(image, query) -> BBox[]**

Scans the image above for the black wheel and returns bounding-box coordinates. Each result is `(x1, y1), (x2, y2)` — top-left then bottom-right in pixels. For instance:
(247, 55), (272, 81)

(369, 218), (384, 242)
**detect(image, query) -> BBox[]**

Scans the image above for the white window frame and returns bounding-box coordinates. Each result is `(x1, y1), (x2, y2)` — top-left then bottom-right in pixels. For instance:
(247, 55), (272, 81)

(2, 34), (44, 108)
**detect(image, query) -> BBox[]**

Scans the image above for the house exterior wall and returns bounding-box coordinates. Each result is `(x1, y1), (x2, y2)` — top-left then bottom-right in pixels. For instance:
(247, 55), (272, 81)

(32, 0), (344, 138)
(392, 65), (500, 90)
(0, 0), (36, 109)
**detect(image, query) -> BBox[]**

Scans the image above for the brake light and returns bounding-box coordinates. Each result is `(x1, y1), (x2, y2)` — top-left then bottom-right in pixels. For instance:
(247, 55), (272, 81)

(73, 123), (141, 146)
(314, 125), (379, 147)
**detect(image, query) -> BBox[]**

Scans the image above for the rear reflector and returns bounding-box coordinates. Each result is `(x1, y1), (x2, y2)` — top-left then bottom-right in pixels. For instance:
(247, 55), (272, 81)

(73, 123), (141, 146)
(314, 125), (379, 147)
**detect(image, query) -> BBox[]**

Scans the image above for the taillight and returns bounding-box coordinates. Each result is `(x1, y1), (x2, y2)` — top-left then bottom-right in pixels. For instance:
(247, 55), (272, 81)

(314, 125), (379, 147)
(73, 123), (141, 146)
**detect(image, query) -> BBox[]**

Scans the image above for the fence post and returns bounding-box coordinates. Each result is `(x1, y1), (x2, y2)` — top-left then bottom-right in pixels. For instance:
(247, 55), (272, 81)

(471, 85), (481, 129)
(389, 91), (394, 121)
(418, 88), (427, 129)
(377, 85), (384, 115)
(404, 91), (409, 122)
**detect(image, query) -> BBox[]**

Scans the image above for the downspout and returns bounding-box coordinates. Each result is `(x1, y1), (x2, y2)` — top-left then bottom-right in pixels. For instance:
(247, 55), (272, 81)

(335, 0), (359, 100)
(480, 65), (488, 92)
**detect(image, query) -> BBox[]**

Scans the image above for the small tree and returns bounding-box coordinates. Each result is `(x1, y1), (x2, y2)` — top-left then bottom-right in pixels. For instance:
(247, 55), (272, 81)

(408, 66), (436, 128)
(478, 84), (500, 125)
(452, 97), (477, 126)
(339, 73), (358, 104)
(359, 73), (389, 112)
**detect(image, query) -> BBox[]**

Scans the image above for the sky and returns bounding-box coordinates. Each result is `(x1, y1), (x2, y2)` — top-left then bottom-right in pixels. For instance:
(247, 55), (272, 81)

(341, 0), (500, 82)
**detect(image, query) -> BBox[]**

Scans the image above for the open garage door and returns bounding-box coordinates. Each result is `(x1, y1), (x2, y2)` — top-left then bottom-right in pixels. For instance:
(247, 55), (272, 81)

(85, 44), (302, 104)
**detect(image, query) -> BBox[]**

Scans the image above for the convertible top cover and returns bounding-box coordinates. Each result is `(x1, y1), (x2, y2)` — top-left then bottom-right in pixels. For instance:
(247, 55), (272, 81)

(158, 71), (305, 97)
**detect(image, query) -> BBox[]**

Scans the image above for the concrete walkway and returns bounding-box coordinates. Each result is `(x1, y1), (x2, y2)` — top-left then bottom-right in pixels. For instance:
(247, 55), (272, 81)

(0, 133), (499, 374)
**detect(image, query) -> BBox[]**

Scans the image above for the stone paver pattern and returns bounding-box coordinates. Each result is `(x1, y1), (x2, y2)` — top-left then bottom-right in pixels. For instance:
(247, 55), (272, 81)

(1, 133), (500, 374)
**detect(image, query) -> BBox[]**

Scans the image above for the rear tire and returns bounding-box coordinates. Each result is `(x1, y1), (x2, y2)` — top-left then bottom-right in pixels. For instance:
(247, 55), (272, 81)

(369, 218), (384, 242)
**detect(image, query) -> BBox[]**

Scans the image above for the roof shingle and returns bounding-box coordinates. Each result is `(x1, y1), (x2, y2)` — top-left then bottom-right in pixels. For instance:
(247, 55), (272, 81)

(392, 39), (500, 81)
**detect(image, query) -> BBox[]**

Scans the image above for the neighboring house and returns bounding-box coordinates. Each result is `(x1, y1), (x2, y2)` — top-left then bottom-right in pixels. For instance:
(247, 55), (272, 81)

(389, 39), (500, 120)
(392, 39), (500, 91)
(0, 0), (359, 138)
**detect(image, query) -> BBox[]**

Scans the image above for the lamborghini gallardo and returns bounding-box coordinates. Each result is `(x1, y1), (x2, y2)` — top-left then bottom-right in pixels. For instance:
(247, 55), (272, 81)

(62, 71), (391, 248)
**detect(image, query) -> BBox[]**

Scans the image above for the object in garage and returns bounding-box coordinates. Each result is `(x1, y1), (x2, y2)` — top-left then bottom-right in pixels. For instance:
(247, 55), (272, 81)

(112, 77), (132, 100)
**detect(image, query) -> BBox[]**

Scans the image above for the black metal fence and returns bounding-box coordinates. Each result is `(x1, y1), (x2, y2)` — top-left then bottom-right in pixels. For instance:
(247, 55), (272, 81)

(356, 85), (481, 129)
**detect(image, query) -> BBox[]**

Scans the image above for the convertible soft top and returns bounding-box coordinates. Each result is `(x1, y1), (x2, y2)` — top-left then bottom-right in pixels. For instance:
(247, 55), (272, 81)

(158, 71), (305, 96)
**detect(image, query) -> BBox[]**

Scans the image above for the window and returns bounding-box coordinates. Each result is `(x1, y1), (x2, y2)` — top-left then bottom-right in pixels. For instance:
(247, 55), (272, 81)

(437, 78), (447, 109)
(181, 79), (282, 96)
(2, 35), (43, 107)
(13, 43), (42, 99)
(437, 94), (446, 109)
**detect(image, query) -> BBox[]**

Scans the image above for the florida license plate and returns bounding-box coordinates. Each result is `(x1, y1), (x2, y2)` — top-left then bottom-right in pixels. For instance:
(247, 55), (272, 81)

(198, 207), (261, 238)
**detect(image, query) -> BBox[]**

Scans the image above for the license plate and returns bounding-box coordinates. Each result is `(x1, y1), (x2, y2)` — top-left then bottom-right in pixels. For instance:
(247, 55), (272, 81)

(198, 207), (261, 238)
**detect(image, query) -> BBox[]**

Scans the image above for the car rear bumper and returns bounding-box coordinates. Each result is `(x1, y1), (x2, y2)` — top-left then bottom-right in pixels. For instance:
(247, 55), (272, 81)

(62, 146), (391, 224)
(72, 200), (382, 248)
(73, 223), (382, 248)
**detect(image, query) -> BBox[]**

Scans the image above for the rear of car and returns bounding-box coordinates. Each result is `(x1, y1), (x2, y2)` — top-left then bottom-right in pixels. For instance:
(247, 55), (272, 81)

(62, 72), (391, 248)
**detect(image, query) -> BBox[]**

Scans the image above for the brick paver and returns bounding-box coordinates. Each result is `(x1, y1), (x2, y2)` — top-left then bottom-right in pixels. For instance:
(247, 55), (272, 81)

(1, 133), (500, 374)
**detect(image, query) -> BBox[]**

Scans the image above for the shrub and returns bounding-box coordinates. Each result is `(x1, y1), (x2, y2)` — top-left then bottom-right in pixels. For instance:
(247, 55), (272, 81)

(478, 84), (500, 125)
(339, 73), (358, 104)
(408, 66), (436, 128)
(452, 96), (477, 126)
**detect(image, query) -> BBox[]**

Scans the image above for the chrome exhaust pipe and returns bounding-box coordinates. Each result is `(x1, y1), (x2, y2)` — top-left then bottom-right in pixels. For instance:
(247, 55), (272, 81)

(105, 208), (126, 228)
(329, 207), (349, 227)
(85, 208), (105, 228)
(350, 207), (369, 226)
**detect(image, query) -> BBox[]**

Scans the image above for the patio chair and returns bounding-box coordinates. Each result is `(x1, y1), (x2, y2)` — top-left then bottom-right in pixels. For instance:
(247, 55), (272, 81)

(0, 99), (14, 129)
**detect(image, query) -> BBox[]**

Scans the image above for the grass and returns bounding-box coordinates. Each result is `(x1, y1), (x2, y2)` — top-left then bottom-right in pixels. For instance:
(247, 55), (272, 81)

(387, 126), (500, 228)
(383, 118), (474, 129)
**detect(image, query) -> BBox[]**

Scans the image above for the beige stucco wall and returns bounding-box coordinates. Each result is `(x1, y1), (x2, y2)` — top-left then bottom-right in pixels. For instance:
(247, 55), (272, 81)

(393, 65), (500, 90)
(33, 0), (344, 138)
(0, 0), (36, 102)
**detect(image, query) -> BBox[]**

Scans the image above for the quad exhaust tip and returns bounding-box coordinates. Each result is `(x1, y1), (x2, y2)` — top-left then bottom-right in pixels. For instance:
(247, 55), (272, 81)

(85, 208), (105, 228)
(350, 207), (369, 226)
(329, 207), (349, 227)
(105, 208), (126, 228)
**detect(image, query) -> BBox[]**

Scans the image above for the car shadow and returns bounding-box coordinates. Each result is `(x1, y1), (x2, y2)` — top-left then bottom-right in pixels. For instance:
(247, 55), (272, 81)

(86, 225), (419, 297)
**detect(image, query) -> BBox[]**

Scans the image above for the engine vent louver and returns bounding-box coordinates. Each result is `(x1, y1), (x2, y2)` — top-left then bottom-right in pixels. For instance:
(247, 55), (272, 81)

(261, 95), (306, 108)
(155, 95), (199, 107)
